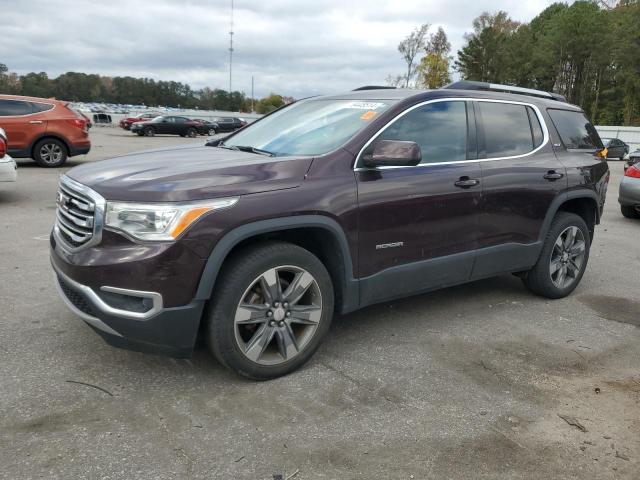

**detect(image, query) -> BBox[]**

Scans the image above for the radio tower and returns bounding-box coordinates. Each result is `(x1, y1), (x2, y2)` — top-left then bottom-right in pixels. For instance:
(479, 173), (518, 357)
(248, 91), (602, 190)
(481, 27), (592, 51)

(228, 0), (234, 96)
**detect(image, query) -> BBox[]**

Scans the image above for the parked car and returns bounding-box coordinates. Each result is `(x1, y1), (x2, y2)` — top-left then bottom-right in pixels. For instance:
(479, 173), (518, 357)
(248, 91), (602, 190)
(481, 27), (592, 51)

(51, 81), (609, 379)
(214, 116), (246, 132)
(0, 127), (17, 182)
(130, 116), (201, 137)
(603, 138), (629, 160)
(191, 119), (219, 136)
(619, 162), (640, 218)
(119, 112), (163, 130)
(0, 94), (90, 167)
(625, 149), (640, 172)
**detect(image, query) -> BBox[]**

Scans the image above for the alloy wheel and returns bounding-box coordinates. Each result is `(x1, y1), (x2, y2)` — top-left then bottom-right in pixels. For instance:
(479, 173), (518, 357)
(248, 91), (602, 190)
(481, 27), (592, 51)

(549, 226), (586, 289)
(234, 265), (322, 366)
(40, 143), (63, 164)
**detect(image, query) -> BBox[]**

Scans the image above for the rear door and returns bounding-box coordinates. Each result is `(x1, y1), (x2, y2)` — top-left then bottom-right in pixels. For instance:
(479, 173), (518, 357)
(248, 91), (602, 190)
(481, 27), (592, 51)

(356, 99), (483, 303)
(0, 99), (48, 154)
(474, 100), (565, 278)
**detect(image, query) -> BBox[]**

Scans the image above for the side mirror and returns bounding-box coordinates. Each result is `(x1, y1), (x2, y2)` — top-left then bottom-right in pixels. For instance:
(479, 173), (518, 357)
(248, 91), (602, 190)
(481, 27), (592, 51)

(362, 140), (421, 168)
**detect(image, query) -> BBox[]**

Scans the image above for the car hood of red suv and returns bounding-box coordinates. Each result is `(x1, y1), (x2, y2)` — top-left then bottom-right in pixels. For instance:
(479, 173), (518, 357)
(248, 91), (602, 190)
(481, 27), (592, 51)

(66, 145), (313, 202)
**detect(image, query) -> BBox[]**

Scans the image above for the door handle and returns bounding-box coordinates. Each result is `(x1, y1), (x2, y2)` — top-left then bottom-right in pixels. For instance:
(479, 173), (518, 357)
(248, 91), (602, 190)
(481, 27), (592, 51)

(454, 177), (480, 188)
(29, 120), (43, 124)
(543, 171), (564, 181)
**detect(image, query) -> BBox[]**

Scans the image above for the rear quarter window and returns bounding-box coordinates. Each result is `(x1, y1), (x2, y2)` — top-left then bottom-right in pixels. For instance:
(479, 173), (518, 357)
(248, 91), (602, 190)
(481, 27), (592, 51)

(547, 109), (603, 150)
(31, 102), (54, 113)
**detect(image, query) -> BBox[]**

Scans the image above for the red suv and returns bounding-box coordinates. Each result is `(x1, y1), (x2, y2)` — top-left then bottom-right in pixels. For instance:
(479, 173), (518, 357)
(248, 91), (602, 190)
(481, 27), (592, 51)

(0, 95), (91, 167)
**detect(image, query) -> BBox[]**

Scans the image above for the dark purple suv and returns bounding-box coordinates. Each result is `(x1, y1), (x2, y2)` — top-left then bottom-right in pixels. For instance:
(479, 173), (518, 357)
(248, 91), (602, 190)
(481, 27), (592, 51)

(51, 82), (609, 379)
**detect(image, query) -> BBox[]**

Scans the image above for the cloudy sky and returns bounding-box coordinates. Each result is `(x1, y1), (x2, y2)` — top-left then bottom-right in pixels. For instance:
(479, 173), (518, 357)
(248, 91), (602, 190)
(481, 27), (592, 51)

(2, 0), (555, 98)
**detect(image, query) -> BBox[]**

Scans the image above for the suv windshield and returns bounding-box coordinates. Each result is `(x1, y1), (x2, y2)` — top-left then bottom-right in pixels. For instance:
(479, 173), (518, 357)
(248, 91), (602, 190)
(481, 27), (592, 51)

(223, 99), (395, 156)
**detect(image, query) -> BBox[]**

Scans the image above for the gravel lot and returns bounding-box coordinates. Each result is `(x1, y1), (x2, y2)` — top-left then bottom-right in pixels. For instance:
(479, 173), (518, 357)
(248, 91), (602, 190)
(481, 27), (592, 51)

(1, 128), (639, 479)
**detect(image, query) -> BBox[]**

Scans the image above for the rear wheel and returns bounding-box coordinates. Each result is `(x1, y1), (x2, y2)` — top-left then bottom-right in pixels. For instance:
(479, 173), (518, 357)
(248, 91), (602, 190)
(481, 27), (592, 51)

(33, 138), (67, 167)
(206, 242), (334, 380)
(621, 205), (640, 219)
(187, 128), (197, 138)
(143, 126), (155, 137)
(522, 212), (590, 299)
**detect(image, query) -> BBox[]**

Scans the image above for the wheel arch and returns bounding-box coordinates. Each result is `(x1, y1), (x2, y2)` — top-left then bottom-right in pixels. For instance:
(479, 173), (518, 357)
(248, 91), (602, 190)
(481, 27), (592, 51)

(540, 191), (600, 242)
(30, 134), (70, 159)
(194, 215), (360, 314)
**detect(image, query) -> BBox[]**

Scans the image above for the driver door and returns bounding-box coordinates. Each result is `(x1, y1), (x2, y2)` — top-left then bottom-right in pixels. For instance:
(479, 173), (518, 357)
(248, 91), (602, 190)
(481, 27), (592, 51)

(356, 100), (483, 304)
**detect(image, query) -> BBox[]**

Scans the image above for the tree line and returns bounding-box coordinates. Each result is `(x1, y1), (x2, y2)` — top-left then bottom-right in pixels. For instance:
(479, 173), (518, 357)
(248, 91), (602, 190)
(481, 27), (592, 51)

(0, 66), (287, 114)
(391, 0), (640, 126)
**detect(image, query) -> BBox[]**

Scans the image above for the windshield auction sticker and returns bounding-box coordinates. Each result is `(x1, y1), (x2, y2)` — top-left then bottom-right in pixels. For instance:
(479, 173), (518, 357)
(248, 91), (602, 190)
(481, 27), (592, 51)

(344, 102), (386, 110)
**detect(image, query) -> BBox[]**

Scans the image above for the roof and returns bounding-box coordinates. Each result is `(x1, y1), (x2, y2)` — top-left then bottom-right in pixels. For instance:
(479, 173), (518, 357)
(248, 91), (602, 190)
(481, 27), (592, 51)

(313, 87), (581, 111)
(0, 94), (62, 104)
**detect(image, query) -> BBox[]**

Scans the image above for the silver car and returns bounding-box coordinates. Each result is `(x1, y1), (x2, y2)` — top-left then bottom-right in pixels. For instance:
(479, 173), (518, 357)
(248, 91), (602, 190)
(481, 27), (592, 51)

(619, 162), (640, 218)
(0, 127), (17, 183)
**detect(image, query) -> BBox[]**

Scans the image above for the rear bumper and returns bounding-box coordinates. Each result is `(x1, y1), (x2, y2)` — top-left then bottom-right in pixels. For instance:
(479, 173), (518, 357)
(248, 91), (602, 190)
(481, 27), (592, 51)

(619, 177), (640, 206)
(68, 142), (91, 157)
(0, 155), (17, 182)
(51, 256), (205, 358)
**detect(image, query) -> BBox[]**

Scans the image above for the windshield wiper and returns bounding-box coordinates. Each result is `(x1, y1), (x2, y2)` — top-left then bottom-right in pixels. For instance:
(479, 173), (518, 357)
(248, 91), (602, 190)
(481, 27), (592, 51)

(216, 143), (275, 157)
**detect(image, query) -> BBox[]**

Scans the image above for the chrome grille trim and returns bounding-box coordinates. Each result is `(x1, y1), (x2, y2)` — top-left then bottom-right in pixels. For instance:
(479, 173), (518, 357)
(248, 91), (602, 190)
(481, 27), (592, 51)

(53, 175), (105, 252)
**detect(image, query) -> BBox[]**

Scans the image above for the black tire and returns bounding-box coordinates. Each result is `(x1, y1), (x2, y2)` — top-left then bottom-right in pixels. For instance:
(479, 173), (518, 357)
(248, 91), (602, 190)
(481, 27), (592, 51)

(207, 128), (217, 136)
(33, 138), (68, 167)
(522, 212), (590, 299)
(205, 241), (334, 380)
(187, 128), (197, 138)
(621, 205), (640, 219)
(136, 131), (144, 136)
(143, 126), (155, 137)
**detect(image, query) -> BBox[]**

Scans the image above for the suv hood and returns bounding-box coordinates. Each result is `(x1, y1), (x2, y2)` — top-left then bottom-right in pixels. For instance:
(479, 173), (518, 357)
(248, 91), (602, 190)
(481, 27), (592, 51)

(67, 145), (313, 202)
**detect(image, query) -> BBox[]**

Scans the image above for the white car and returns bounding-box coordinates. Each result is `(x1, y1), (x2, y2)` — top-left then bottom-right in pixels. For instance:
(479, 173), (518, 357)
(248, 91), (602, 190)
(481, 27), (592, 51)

(0, 127), (17, 182)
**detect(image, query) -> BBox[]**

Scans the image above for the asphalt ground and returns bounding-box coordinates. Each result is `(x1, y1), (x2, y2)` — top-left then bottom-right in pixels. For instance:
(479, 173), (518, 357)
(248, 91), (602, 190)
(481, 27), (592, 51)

(1, 128), (639, 479)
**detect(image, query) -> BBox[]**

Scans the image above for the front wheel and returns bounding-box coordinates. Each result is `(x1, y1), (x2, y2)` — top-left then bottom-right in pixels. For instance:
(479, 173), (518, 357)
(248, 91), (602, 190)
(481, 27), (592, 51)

(206, 242), (334, 380)
(522, 212), (590, 299)
(143, 126), (155, 137)
(207, 128), (217, 136)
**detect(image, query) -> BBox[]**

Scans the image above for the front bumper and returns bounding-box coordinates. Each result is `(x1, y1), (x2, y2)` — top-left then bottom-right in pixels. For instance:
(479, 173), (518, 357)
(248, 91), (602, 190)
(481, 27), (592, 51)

(0, 155), (17, 182)
(51, 257), (205, 358)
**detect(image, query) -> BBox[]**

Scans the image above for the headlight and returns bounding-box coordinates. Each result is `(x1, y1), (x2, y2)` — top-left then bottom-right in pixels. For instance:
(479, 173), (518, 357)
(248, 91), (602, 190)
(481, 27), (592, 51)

(105, 197), (238, 241)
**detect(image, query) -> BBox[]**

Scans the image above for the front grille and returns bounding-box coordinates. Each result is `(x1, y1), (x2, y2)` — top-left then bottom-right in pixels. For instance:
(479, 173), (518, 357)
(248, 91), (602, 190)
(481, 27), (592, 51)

(55, 179), (100, 250)
(58, 275), (98, 317)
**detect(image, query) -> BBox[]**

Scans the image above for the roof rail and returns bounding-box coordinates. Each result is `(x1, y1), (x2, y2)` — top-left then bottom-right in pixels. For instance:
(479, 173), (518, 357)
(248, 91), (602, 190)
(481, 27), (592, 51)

(352, 85), (396, 91)
(442, 80), (566, 102)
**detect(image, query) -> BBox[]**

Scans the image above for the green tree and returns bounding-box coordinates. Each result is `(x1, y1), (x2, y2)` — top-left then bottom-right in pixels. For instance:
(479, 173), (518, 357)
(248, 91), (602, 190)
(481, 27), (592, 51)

(416, 27), (452, 88)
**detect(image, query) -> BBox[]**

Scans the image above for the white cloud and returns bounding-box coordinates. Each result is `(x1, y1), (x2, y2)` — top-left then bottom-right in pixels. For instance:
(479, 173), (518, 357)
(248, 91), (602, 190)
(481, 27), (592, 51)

(1, 0), (556, 98)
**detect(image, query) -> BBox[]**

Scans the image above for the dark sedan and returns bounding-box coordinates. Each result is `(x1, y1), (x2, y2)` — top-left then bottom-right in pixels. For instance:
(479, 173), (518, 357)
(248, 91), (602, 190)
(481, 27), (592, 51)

(213, 117), (247, 133)
(603, 138), (629, 160)
(131, 116), (201, 137)
(191, 119), (220, 136)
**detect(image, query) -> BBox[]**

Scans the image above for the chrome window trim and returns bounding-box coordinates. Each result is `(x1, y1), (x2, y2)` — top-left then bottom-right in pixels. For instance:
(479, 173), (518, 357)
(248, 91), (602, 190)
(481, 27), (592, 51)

(53, 175), (105, 253)
(52, 260), (164, 321)
(353, 97), (550, 171)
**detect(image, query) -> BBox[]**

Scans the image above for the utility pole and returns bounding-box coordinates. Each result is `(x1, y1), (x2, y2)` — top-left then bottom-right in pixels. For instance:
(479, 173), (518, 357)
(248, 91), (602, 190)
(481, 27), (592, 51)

(229, 0), (234, 96)
(251, 76), (254, 113)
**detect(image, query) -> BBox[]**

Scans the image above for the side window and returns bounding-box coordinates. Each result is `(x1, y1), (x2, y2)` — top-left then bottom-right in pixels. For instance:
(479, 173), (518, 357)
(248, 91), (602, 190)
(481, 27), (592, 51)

(527, 107), (544, 148)
(376, 101), (468, 164)
(31, 102), (54, 113)
(478, 102), (533, 158)
(547, 109), (602, 150)
(0, 99), (33, 116)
